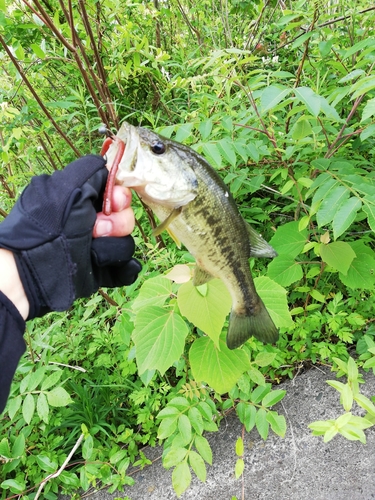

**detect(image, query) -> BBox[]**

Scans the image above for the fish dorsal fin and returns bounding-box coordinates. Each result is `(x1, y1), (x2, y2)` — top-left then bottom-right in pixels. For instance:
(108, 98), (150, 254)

(193, 265), (214, 286)
(152, 207), (183, 237)
(246, 223), (278, 258)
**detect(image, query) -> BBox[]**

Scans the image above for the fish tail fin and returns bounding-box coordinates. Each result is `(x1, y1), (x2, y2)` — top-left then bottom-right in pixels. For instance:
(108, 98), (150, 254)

(226, 302), (278, 349)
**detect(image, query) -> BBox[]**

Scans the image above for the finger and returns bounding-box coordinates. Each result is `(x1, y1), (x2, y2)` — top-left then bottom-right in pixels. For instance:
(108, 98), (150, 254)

(93, 207), (135, 238)
(110, 185), (132, 212)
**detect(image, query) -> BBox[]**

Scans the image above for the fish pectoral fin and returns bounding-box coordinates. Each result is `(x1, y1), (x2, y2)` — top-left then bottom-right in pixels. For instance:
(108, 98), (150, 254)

(246, 222), (278, 258)
(193, 265), (214, 286)
(152, 207), (183, 237)
(166, 228), (181, 248)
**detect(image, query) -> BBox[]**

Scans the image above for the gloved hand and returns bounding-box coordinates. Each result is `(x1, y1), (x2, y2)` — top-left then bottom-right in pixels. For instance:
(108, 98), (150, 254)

(0, 155), (141, 319)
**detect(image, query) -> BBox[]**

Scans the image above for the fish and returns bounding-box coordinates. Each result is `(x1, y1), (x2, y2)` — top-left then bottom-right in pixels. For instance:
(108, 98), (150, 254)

(104, 122), (279, 349)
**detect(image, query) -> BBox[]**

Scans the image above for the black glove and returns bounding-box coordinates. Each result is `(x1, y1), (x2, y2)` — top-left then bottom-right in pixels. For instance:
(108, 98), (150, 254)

(0, 155), (141, 319)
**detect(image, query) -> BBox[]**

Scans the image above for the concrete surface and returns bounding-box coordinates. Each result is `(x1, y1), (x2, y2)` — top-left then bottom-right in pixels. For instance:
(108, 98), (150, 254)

(59, 366), (375, 499)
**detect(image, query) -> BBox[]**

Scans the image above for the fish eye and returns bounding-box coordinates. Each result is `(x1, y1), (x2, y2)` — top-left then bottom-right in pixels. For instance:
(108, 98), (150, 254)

(151, 141), (166, 155)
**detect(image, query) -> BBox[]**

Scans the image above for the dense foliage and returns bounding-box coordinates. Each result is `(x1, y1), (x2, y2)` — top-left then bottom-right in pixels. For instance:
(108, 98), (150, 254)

(1, 0), (375, 497)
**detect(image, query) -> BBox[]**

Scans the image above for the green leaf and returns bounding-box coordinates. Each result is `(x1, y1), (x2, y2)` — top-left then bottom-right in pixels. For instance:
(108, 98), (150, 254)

(132, 276), (172, 311)
(316, 185), (349, 227)
(172, 461), (191, 496)
(82, 435), (94, 460)
(266, 411), (287, 437)
(339, 241), (375, 289)
(30, 43), (46, 59)
(158, 416), (178, 439)
(251, 383), (272, 403)
(46, 387), (72, 407)
(255, 276), (294, 328)
(178, 279), (231, 345)
(198, 119), (213, 140)
(202, 142), (222, 168)
(41, 369), (63, 391)
(319, 241), (356, 275)
(217, 138), (237, 167)
(248, 366), (265, 386)
(235, 458), (245, 479)
(255, 408), (269, 440)
(178, 414), (192, 445)
(188, 407), (204, 435)
(254, 351), (276, 367)
(22, 393), (35, 424)
(0, 479), (26, 493)
(341, 384), (353, 412)
(267, 255), (303, 286)
(354, 393), (375, 416)
(332, 197), (362, 239)
(235, 437), (244, 456)
(37, 392), (49, 423)
(36, 455), (57, 473)
(11, 433), (25, 458)
(194, 435), (212, 464)
(262, 389), (286, 408)
(361, 124), (375, 142)
(133, 306), (189, 375)
(362, 201), (375, 232)
(175, 122), (194, 142)
(7, 396), (22, 420)
(294, 87), (321, 116)
(0, 438), (10, 459)
(236, 402), (256, 432)
(361, 97), (375, 122)
(269, 221), (307, 258)
(260, 86), (290, 114)
(163, 447), (187, 469)
(189, 335), (251, 394)
(188, 450), (206, 481)
(291, 118), (313, 140)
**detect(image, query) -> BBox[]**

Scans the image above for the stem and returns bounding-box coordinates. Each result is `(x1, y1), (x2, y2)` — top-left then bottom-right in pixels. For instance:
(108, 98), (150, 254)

(0, 34), (81, 156)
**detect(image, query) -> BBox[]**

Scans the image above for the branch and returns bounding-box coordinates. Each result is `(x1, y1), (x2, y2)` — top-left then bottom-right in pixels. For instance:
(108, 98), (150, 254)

(34, 433), (84, 500)
(0, 34), (81, 156)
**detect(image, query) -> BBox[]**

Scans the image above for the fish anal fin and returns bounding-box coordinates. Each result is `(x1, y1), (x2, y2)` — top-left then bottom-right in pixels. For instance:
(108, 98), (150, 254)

(193, 265), (214, 286)
(152, 207), (183, 237)
(226, 301), (278, 349)
(246, 223), (278, 259)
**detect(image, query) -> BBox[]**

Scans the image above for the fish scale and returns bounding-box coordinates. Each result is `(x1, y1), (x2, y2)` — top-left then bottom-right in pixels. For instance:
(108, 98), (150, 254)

(105, 122), (279, 349)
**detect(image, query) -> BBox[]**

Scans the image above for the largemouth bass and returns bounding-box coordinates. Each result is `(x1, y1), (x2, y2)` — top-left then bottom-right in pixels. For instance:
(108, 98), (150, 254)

(105, 122), (278, 349)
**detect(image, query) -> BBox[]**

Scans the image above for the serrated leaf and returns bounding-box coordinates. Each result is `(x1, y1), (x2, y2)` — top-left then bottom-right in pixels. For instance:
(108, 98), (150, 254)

(269, 221), (307, 258)
(267, 255), (303, 286)
(332, 197), (362, 239)
(178, 414), (192, 445)
(255, 408), (269, 440)
(361, 97), (375, 122)
(198, 119), (213, 140)
(362, 201), (375, 232)
(27, 367), (46, 392)
(37, 392), (49, 423)
(7, 396), (22, 420)
(22, 393), (35, 424)
(175, 122), (194, 142)
(158, 416), (178, 439)
(132, 277), (172, 311)
(189, 335), (251, 394)
(260, 86), (290, 114)
(339, 241), (375, 289)
(188, 450), (206, 481)
(163, 447), (187, 469)
(217, 138), (237, 167)
(41, 369), (63, 391)
(361, 124), (375, 142)
(320, 241), (356, 275)
(178, 279), (231, 346)
(188, 407), (204, 435)
(172, 461), (191, 496)
(46, 387), (72, 407)
(202, 142), (222, 168)
(194, 435), (212, 464)
(133, 306), (189, 375)
(254, 276), (293, 328)
(317, 185), (349, 227)
(294, 87), (321, 116)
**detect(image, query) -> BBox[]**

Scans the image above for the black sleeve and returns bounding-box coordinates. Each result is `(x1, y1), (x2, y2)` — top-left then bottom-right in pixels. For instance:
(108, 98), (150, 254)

(0, 290), (26, 414)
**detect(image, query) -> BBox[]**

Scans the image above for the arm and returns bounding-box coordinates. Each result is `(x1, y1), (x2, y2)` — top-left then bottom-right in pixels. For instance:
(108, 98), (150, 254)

(0, 158), (141, 413)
